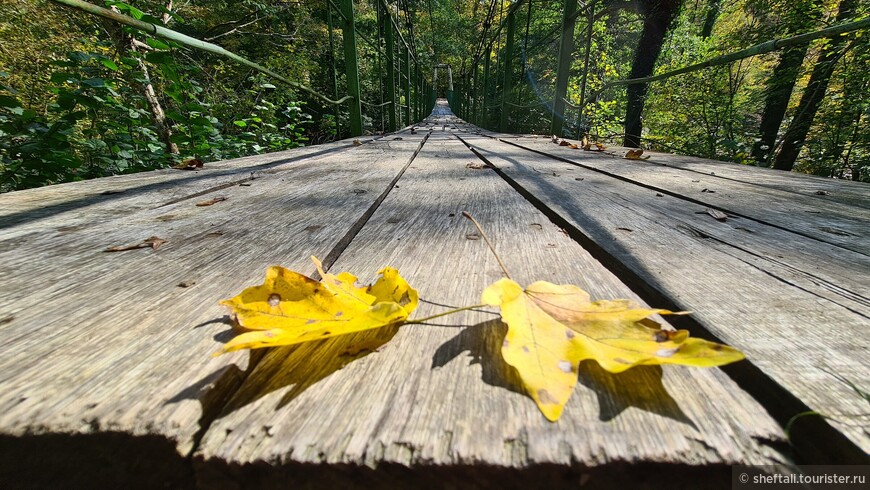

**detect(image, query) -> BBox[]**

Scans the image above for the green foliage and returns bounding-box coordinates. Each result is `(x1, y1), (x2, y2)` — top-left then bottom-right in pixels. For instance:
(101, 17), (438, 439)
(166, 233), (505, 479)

(0, 0), (322, 192)
(1, 0), (867, 191)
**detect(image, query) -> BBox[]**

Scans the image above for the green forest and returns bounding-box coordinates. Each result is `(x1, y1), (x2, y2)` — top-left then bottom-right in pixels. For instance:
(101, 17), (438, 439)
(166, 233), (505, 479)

(1, 0), (867, 192)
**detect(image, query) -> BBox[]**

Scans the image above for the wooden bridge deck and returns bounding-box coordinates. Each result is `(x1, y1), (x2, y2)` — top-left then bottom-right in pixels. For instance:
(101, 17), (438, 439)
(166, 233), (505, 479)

(0, 100), (867, 488)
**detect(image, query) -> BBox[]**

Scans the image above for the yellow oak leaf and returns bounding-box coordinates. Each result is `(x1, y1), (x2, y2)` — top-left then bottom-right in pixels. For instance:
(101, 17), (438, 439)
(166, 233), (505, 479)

(482, 278), (744, 421)
(217, 256), (418, 354)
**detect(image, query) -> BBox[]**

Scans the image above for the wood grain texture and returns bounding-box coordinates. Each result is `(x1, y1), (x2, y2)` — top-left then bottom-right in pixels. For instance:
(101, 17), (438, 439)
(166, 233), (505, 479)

(194, 131), (786, 487)
(493, 135), (870, 208)
(3, 100), (866, 486)
(0, 137), (384, 239)
(462, 133), (870, 459)
(486, 135), (870, 255)
(0, 137), (423, 486)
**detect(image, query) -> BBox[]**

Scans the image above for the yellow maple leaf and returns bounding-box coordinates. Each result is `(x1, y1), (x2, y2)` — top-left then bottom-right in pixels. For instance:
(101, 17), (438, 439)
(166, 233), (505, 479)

(482, 278), (744, 421)
(217, 257), (418, 353)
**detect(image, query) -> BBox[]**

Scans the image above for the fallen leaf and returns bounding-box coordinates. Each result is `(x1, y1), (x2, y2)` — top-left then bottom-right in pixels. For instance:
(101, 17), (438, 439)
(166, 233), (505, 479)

(196, 196), (227, 207)
(218, 257), (418, 353)
(815, 190), (829, 195)
(595, 143), (607, 151)
(559, 140), (570, 147)
(104, 236), (166, 252)
(482, 279), (743, 421)
(352, 139), (362, 146)
(701, 188), (715, 193)
(173, 158), (204, 170)
(466, 162), (487, 169)
(624, 149), (649, 160)
(466, 233), (480, 240)
(581, 135), (589, 148)
(704, 208), (728, 222)
(569, 143), (579, 149)
(178, 280), (196, 288)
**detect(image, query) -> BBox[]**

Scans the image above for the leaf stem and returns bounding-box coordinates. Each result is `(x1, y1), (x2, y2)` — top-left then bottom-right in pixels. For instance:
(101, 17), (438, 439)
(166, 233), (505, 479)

(405, 303), (493, 324)
(462, 211), (513, 280)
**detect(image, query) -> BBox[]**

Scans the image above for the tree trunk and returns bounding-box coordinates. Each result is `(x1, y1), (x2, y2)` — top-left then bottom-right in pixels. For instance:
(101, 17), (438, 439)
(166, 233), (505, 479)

(133, 47), (179, 155)
(750, 1), (823, 166)
(105, 5), (178, 156)
(623, 0), (681, 148)
(772, 0), (857, 171)
(700, 0), (722, 38)
(749, 45), (808, 165)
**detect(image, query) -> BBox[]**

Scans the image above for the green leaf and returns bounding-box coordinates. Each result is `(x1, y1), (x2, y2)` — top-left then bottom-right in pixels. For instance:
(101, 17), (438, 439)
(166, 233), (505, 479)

(233, 120), (247, 127)
(50, 72), (77, 84)
(56, 93), (77, 111)
(146, 38), (171, 50)
(100, 59), (119, 71)
(144, 52), (169, 66)
(261, 83), (277, 89)
(81, 78), (107, 88)
(0, 95), (21, 109)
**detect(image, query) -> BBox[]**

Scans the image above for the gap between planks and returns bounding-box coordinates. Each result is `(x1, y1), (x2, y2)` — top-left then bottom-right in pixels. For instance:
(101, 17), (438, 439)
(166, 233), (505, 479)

(457, 133), (869, 464)
(491, 136), (869, 258)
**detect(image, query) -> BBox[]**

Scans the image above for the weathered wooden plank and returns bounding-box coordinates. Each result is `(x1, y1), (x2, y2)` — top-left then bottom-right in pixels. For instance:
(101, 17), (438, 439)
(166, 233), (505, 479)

(462, 133), (870, 460)
(482, 135), (870, 255)
(0, 137), (384, 239)
(0, 137), (425, 486)
(194, 133), (786, 487)
(493, 135), (870, 208)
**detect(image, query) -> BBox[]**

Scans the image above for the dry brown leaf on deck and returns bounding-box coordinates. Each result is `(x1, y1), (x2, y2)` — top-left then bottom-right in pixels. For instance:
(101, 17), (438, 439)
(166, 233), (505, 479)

(173, 158), (204, 170)
(482, 279), (743, 421)
(104, 236), (166, 252)
(196, 196), (228, 207)
(705, 208), (729, 222)
(625, 149), (650, 160)
(216, 256), (418, 354)
(466, 162), (487, 169)
(352, 139), (362, 146)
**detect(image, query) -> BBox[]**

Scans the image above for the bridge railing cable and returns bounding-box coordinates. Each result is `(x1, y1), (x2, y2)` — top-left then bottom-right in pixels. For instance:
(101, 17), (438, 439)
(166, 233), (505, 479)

(461, 0), (870, 161)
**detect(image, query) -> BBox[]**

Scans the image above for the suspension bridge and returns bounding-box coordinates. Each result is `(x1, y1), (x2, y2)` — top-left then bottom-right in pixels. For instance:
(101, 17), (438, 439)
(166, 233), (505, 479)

(0, 0), (868, 487)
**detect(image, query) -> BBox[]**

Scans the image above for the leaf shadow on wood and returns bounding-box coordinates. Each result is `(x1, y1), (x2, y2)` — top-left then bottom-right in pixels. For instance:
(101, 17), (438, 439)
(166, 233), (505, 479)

(168, 325), (401, 424)
(432, 320), (695, 427)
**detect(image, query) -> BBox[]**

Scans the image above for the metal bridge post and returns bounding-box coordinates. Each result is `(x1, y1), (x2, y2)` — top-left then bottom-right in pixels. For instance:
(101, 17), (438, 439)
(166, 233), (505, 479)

(327, 5), (341, 136)
(403, 46), (411, 125)
(481, 47), (491, 127)
(550, 0), (578, 137)
(338, 0), (363, 136)
(499, 7), (516, 132)
(383, 9), (397, 132)
(417, 69), (424, 120)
